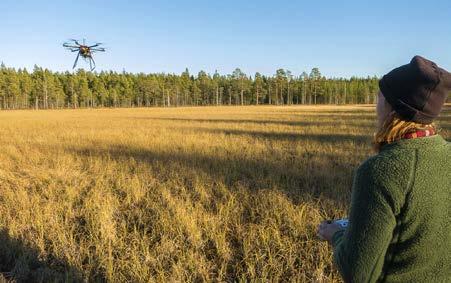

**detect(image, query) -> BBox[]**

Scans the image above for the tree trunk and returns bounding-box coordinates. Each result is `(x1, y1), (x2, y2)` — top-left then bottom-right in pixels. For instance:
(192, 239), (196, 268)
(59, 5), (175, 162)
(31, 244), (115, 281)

(313, 83), (317, 104)
(344, 83), (347, 104)
(302, 81), (305, 104)
(287, 82), (290, 105)
(268, 85), (272, 105)
(216, 86), (219, 105)
(256, 87), (259, 105)
(44, 73), (48, 109)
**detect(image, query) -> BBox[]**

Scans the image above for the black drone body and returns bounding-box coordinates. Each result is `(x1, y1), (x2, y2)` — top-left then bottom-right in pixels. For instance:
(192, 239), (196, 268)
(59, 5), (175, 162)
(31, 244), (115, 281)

(63, 39), (105, 71)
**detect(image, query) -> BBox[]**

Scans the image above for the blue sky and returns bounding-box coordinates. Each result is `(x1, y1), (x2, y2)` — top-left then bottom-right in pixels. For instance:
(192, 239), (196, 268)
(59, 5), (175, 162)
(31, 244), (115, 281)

(1, 0), (450, 78)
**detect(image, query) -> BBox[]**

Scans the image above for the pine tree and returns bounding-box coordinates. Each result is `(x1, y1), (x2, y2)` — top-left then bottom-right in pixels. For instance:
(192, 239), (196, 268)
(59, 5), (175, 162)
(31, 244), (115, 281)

(254, 72), (263, 105)
(309, 68), (321, 104)
(19, 69), (33, 108)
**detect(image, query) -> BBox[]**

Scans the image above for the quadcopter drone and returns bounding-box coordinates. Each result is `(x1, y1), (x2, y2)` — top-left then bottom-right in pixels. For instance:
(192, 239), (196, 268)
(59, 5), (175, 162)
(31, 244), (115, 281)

(63, 39), (105, 71)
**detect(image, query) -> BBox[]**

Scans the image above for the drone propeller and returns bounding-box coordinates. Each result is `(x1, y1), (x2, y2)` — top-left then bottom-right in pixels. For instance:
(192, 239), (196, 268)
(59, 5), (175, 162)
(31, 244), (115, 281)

(68, 39), (81, 46)
(91, 47), (106, 52)
(89, 43), (103, 48)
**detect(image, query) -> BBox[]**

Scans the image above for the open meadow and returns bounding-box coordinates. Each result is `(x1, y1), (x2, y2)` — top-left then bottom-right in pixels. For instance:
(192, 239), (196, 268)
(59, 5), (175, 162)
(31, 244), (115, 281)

(0, 105), (449, 282)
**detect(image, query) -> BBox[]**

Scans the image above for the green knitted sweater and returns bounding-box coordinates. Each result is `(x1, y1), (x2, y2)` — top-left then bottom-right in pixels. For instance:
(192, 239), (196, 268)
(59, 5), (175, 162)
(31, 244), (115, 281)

(332, 134), (451, 283)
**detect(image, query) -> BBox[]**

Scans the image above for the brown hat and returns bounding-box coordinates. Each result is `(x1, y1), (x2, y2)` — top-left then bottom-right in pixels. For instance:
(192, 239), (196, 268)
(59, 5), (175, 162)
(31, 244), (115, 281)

(379, 55), (451, 124)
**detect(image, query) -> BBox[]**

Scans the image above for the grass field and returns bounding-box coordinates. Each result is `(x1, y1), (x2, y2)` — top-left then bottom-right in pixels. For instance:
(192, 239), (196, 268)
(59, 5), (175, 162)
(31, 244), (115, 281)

(0, 105), (449, 282)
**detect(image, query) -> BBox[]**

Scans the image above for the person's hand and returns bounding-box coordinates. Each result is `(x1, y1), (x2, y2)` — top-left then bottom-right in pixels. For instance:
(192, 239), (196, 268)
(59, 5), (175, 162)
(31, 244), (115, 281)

(317, 220), (343, 244)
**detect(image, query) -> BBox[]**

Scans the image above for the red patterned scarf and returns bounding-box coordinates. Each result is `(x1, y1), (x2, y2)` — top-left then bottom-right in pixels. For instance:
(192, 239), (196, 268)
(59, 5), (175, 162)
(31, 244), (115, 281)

(401, 128), (436, 140)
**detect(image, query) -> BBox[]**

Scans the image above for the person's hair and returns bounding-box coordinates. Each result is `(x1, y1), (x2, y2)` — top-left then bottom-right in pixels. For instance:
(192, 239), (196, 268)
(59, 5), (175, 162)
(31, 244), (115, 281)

(373, 111), (437, 152)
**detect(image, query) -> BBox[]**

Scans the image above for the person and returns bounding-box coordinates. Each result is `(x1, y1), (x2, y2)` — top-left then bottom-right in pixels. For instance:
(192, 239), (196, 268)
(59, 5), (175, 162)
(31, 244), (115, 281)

(317, 55), (451, 282)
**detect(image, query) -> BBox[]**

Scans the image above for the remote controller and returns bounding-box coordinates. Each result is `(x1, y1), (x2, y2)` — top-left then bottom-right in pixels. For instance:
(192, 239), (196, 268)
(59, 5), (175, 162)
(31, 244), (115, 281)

(334, 218), (349, 228)
(319, 218), (349, 240)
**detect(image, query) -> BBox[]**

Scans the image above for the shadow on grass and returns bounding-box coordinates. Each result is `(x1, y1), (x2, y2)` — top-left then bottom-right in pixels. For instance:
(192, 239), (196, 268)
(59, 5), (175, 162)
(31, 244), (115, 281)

(59, 132), (372, 207)
(129, 116), (376, 131)
(186, 127), (372, 145)
(0, 229), (84, 282)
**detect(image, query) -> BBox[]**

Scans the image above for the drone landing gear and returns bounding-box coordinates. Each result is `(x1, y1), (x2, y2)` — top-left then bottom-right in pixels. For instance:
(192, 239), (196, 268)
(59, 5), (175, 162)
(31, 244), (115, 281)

(89, 57), (96, 71)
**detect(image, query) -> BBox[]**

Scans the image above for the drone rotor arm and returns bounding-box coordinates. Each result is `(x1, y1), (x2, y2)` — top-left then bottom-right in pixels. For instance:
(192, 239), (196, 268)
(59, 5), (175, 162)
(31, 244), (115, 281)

(90, 48), (106, 52)
(63, 44), (77, 48)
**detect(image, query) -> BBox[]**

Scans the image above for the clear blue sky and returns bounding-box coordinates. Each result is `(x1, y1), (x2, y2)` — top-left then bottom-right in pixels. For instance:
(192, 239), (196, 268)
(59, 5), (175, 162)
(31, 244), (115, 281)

(1, 0), (450, 78)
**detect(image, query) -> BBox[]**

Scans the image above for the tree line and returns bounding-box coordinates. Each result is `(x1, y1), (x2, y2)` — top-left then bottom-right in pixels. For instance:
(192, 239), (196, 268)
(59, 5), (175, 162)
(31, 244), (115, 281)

(0, 63), (386, 109)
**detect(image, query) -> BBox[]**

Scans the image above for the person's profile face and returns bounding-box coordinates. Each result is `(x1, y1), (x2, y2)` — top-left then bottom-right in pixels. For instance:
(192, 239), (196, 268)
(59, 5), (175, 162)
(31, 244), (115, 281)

(376, 91), (392, 128)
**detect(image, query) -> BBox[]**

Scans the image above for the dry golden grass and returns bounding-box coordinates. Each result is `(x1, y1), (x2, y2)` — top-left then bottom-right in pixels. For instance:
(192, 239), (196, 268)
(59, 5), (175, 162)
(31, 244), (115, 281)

(0, 105), (449, 282)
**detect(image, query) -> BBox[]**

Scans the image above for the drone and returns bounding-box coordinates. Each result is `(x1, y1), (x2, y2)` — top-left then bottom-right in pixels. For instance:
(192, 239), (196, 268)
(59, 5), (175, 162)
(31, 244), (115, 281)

(63, 39), (105, 71)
